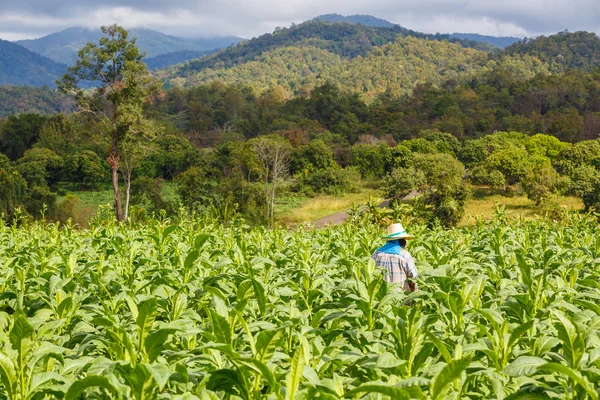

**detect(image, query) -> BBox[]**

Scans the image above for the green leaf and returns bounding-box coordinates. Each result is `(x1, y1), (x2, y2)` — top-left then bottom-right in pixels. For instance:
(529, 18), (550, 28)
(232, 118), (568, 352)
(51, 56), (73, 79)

(285, 342), (306, 400)
(145, 329), (177, 363)
(431, 358), (470, 400)
(507, 320), (534, 349)
(344, 383), (410, 399)
(10, 311), (34, 371)
(538, 363), (598, 400)
(503, 356), (548, 376)
(427, 331), (452, 363)
(65, 375), (121, 400)
(210, 310), (232, 345)
(0, 351), (16, 398)
(184, 249), (200, 269)
(149, 363), (171, 391)
(206, 369), (249, 400)
(234, 357), (277, 391)
(136, 298), (158, 338)
(256, 329), (282, 362)
(252, 278), (267, 314)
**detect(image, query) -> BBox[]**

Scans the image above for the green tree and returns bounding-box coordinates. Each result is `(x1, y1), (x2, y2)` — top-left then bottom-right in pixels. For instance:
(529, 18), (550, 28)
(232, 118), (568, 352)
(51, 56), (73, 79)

(522, 167), (563, 206)
(64, 150), (106, 189)
(383, 153), (468, 227)
(0, 153), (26, 218)
(0, 114), (47, 160)
(58, 25), (161, 221)
(570, 165), (600, 211)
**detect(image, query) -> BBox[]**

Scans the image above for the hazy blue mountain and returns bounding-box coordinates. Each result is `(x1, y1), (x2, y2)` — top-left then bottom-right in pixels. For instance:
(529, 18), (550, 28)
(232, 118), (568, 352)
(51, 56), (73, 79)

(0, 39), (66, 87)
(17, 27), (243, 65)
(313, 13), (397, 28)
(144, 50), (217, 70)
(449, 33), (521, 48)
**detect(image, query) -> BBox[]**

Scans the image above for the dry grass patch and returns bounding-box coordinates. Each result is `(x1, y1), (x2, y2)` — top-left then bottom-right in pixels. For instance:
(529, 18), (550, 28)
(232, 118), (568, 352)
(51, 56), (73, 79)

(277, 189), (382, 225)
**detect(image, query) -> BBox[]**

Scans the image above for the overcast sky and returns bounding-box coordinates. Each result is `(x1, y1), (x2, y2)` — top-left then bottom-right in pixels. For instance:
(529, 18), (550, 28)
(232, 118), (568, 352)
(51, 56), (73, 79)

(1, 0), (599, 41)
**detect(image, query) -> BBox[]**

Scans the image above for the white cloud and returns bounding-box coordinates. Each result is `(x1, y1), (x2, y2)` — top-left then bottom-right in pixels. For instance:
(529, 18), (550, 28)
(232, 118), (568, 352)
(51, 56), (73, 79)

(0, 0), (599, 41)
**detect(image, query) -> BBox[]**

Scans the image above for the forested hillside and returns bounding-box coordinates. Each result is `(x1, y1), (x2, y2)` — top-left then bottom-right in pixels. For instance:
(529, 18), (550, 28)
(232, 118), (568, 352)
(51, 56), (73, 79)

(17, 27), (243, 65)
(161, 36), (546, 101)
(172, 20), (492, 79)
(0, 40), (66, 87)
(0, 86), (73, 117)
(503, 31), (600, 72)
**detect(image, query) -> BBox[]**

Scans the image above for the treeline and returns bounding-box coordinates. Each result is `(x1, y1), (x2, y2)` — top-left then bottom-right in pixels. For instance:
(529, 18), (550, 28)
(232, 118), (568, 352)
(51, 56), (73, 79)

(0, 86), (74, 118)
(1, 85), (600, 226)
(161, 36), (544, 101)
(503, 31), (600, 73)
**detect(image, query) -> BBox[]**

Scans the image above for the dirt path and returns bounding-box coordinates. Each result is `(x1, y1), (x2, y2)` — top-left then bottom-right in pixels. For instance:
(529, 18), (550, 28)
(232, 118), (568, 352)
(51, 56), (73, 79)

(313, 191), (418, 227)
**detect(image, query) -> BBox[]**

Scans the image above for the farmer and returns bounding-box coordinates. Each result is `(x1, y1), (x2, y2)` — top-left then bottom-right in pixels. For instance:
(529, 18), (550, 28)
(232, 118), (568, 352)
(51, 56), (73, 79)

(372, 222), (418, 292)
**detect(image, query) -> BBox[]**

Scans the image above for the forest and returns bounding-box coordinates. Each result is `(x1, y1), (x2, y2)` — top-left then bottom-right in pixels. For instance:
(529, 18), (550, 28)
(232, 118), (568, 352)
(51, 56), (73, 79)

(1, 24), (600, 228)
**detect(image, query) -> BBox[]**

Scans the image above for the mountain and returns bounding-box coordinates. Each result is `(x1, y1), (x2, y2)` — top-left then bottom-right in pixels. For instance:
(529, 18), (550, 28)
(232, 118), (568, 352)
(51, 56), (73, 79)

(0, 40), (66, 87)
(449, 33), (521, 48)
(503, 31), (600, 72)
(16, 27), (243, 66)
(171, 20), (495, 79)
(144, 50), (217, 70)
(313, 13), (396, 28)
(160, 35), (547, 102)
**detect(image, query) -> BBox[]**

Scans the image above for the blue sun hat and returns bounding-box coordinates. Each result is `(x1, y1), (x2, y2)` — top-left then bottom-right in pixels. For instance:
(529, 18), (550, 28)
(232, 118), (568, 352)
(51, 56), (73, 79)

(382, 222), (415, 240)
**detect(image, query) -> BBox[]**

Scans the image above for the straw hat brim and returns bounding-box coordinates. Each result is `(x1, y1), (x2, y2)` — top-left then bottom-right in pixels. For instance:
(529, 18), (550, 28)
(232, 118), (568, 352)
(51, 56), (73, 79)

(382, 233), (415, 240)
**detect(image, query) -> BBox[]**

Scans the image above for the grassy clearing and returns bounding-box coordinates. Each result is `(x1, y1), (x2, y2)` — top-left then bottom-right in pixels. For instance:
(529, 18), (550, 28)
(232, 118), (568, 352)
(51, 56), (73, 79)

(276, 187), (383, 225)
(461, 187), (584, 225)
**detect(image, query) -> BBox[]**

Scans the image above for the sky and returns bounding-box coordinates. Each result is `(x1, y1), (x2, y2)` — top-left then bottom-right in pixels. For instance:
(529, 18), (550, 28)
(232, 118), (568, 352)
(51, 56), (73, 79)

(0, 0), (599, 41)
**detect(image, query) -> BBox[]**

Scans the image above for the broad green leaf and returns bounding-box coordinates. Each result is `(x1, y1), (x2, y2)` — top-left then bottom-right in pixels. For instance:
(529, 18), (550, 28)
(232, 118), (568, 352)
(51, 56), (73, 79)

(145, 329), (177, 362)
(503, 356), (548, 376)
(234, 357), (277, 390)
(256, 329), (282, 362)
(136, 298), (158, 336)
(285, 342), (306, 400)
(538, 363), (598, 400)
(184, 249), (200, 269)
(431, 358), (470, 400)
(252, 278), (267, 314)
(0, 351), (16, 398)
(206, 369), (249, 400)
(65, 375), (121, 400)
(427, 331), (452, 363)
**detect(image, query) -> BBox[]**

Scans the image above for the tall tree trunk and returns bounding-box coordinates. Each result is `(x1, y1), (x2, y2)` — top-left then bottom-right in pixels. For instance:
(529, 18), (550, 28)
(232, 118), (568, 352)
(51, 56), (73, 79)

(123, 168), (132, 222)
(270, 179), (276, 223)
(264, 167), (270, 222)
(107, 147), (124, 222)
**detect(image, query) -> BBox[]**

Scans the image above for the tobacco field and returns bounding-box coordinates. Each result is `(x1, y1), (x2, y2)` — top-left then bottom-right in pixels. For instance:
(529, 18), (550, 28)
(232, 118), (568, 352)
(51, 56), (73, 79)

(0, 212), (599, 399)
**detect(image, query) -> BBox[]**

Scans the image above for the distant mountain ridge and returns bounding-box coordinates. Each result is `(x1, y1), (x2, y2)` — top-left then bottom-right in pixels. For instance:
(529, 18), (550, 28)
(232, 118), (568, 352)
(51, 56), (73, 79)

(16, 27), (243, 65)
(313, 13), (521, 49)
(449, 33), (521, 48)
(314, 13), (397, 28)
(0, 39), (66, 87)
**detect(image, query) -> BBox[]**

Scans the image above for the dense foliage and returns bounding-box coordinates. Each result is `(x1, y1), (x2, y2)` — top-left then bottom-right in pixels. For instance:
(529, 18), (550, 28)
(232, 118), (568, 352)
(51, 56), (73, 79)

(168, 20), (493, 80)
(0, 86), (74, 118)
(503, 31), (600, 73)
(0, 213), (599, 399)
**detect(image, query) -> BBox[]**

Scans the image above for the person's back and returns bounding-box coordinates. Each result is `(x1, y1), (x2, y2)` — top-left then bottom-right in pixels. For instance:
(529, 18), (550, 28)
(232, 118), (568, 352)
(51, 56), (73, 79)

(372, 223), (418, 292)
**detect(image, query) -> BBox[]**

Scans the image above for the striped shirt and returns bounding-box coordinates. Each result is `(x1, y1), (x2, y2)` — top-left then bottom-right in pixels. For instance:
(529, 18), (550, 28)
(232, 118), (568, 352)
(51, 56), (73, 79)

(371, 248), (418, 290)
